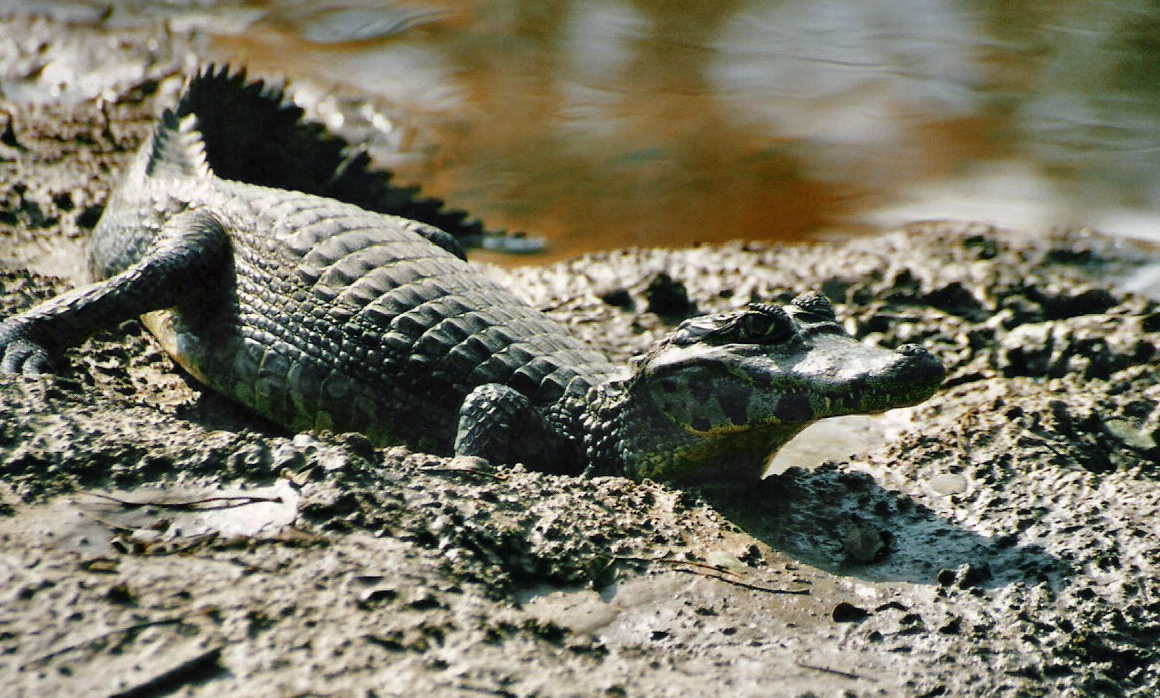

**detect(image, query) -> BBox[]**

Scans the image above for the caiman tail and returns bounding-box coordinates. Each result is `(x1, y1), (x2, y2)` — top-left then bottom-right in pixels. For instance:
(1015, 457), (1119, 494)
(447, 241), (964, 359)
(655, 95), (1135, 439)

(170, 65), (486, 243)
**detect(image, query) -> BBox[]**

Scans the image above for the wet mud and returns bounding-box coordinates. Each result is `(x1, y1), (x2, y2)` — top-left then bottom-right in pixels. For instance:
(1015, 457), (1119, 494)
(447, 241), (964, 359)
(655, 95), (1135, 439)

(3, 13), (1160, 698)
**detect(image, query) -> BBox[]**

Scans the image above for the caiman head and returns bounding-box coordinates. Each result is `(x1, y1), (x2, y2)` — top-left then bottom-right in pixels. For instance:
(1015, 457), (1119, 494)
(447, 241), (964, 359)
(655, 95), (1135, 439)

(601, 292), (945, 482)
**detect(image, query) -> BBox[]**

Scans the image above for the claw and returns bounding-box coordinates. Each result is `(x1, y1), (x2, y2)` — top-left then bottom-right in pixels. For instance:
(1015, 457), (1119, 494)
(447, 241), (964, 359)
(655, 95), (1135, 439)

(22, 346), (51, 375)
(2, 339), (31, 374)
(1, 343), (26, 373)
(0, 323), (52, 375)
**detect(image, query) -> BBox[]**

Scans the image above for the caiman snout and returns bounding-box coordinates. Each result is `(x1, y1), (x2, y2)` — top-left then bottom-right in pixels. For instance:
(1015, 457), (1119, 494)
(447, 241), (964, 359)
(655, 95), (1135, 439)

(844, 341), (945, 415)
(892, 343), (946, 387)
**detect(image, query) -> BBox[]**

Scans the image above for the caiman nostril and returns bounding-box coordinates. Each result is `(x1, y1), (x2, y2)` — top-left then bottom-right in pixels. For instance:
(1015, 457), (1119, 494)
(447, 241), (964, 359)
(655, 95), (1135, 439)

(895, 343), (927, 356)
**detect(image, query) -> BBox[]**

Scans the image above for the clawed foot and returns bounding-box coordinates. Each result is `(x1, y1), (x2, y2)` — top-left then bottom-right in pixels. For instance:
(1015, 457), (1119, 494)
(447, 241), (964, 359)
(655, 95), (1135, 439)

(0, 321), (52, 375)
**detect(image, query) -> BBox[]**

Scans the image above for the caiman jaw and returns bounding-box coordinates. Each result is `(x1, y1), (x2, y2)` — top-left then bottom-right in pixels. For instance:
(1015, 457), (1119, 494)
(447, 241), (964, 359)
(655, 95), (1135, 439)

(776, 334), (946, 418)
(610, 296), (946, 482)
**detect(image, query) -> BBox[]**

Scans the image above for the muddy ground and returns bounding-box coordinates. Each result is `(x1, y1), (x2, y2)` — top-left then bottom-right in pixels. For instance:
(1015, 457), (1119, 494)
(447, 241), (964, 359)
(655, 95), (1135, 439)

(2, 13), (1160, 698)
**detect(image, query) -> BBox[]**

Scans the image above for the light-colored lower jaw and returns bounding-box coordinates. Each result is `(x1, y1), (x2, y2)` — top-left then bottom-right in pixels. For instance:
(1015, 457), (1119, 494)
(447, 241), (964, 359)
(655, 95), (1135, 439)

(626, 422), (809, 483)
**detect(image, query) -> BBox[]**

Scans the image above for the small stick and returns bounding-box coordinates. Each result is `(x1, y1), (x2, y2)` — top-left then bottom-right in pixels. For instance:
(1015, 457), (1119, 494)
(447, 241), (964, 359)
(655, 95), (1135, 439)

(92, 517), (137, 534)
(795, 661), (872, 681)
(673, 567), (811, 596)
(611, 554), (745, 578)
(1020, 431), (1069, 459)
(608, 555), (810, 595)
(85, 491), (283, 510)
(27, 618), (185, 666)
(418, 465), (506, 481)
(144, 533), (220, 556)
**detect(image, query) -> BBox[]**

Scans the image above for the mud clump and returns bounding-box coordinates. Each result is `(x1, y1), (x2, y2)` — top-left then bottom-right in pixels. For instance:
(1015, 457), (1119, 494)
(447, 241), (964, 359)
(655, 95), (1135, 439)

(4, 13), (1160, 698)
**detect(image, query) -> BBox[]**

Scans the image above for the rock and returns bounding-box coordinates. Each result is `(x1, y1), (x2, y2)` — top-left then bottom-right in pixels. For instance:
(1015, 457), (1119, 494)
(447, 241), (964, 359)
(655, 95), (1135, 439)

(832, 602), (870, 622)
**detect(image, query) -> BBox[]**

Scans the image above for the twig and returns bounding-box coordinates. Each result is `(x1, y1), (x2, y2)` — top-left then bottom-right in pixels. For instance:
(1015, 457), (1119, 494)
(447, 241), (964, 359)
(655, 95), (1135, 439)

(795, 661), (872, 681)
(107, 645), (224, 698)
(673, 567), (810, 595)
(92, 517), (137, 534)
(1021, 430), (1069, 458)
(537, 295), (589, 313)
(27, 618), (185, 666)
(608, 555), (810, 595)
(418, 465), (506, 481)
(611, 554), (745, 578)
(85, 491), (284, 510)
(138, 532), (220, 557)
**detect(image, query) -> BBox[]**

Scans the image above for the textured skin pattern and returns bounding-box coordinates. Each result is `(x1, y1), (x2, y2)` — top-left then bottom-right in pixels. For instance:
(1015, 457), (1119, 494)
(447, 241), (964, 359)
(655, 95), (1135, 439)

(0, 67), (615, 472)
(123, 179), (617, 456)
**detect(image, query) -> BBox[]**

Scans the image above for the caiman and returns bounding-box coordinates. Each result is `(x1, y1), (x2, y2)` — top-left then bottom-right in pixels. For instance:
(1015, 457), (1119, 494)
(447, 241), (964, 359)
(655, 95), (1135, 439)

(0, 67), (945, 482)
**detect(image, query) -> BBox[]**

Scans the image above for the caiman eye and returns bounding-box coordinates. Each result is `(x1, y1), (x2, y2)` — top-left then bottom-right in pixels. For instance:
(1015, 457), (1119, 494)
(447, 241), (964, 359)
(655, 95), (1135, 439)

(738, 304), (794, 343)
(742, 311), (774, 337)
(791, 291), (836, 320)
(669, 305), (795, 346)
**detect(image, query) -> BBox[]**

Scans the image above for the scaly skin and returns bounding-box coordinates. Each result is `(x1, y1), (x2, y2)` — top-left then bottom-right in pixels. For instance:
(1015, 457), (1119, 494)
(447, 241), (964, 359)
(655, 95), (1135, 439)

(0, 67), (946, 482)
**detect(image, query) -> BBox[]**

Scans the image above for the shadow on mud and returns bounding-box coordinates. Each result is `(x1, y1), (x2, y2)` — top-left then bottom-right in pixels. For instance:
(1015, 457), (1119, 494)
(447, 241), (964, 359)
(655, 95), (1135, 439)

(694, 464), (1065, 590)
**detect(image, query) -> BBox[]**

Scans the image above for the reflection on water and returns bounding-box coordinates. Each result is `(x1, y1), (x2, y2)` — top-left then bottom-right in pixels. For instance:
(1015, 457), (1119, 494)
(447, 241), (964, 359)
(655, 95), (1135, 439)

(10, 0), (1160, 258)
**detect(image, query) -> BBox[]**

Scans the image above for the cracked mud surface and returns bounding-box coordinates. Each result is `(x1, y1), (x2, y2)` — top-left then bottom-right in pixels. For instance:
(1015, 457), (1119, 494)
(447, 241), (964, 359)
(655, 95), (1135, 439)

(3, 13), (1160, 698)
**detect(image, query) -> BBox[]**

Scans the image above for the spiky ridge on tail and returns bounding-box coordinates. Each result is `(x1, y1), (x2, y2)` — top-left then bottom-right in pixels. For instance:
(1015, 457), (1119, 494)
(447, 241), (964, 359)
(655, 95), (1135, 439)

(167, 65), (488, 244)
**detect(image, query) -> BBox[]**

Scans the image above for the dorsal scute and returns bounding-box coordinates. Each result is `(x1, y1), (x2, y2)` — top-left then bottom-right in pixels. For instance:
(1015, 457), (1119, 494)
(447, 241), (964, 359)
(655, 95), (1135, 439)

(145, 65), (265, 179)
(145, 109), (211, 178)
(156, 64), (351, 193)
(140, 64), (486, 252)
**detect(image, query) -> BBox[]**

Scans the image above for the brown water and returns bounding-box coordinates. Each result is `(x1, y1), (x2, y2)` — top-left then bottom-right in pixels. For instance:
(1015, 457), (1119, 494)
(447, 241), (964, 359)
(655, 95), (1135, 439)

(12, 0), (1160, 260)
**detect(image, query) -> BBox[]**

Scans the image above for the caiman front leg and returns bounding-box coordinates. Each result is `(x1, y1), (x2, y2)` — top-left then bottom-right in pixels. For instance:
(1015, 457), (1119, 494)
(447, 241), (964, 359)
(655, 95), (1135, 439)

(0, 209), (230, 374)
(454, 383), (578, 473)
